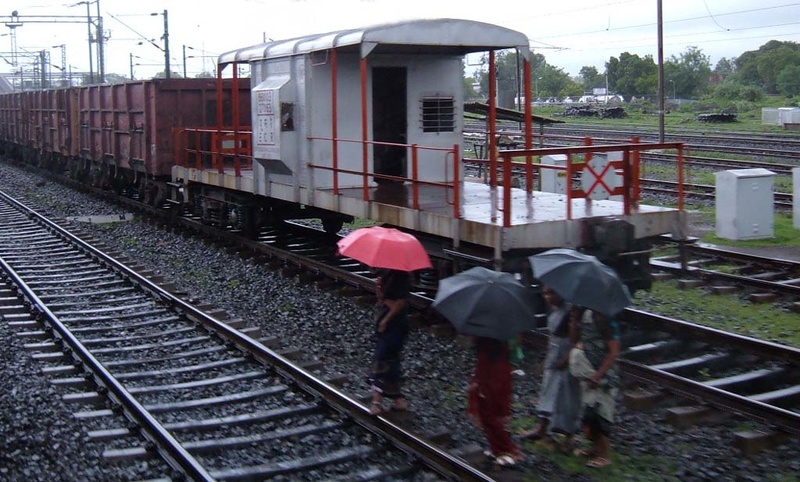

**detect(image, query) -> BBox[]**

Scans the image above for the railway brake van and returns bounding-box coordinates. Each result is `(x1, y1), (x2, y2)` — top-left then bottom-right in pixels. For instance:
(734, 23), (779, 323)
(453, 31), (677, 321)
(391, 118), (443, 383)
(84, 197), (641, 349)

(171, 18), (687, 288)
(173, 18), (531, 234)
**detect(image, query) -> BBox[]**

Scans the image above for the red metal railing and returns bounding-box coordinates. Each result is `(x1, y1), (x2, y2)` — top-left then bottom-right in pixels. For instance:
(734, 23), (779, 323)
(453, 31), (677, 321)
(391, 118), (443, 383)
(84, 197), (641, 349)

(173, 127), (253, 175)
(307, 136), (461, 217)
(496, 140), (686, 227)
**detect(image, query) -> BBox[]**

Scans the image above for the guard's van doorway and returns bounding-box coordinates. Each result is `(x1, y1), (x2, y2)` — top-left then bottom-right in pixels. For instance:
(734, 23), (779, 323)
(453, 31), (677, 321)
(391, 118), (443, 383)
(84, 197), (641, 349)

(372, 66), (407, 184)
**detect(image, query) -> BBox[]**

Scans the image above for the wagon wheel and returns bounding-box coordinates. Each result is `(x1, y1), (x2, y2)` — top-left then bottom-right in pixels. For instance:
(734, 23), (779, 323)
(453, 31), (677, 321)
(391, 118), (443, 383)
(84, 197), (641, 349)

(149, 183), (166, 207)
(135, 182), (146, 202)
(192, 195), (204, 219)
(142, 182), (153, 205)
(228, 205), (245, 231)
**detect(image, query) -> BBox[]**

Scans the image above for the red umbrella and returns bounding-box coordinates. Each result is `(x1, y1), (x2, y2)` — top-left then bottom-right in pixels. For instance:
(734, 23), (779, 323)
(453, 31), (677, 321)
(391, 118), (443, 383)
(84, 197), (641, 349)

(336, 226), (432, 272)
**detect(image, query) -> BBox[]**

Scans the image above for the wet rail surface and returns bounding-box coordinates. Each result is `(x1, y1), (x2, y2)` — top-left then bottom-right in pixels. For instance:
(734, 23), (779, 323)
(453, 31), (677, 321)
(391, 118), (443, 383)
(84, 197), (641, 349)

(0, 190), (493, 482)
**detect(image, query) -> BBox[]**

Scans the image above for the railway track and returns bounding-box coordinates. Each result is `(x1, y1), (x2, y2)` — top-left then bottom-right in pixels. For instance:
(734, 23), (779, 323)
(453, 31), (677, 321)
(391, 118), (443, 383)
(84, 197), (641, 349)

(542, 124), (800, 162)
(651, 238), (800, 305)
(23, 164), (800, 436)
(4, 159), (800, 478)
(615, 308), (800, 438)
(640, 178), (794, 209)
(209, 210), (800, 444)
(0, 189), (493, 481)
(232, 215), (800, 440)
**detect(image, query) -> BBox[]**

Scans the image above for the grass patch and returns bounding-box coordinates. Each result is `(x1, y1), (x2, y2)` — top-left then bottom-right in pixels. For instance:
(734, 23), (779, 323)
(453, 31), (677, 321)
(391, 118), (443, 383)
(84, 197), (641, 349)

(702, 213), (800, 248)
(516, 437), (680, 481)
(344, 218), (381, 229)
(635, 280), (800, 349)
(531, 105), (793, 133)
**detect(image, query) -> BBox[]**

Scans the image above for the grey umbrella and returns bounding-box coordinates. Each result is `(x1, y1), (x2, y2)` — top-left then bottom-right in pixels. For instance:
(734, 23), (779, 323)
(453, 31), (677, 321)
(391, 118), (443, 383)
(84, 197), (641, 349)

(529, 248), (633, 316)
(432, 266), (538, 340)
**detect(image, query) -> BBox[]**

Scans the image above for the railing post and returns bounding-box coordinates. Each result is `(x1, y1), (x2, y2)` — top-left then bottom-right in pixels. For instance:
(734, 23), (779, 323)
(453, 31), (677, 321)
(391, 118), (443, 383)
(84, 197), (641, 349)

(622, 148), (631, 216)
(232, 66), (241, 177)
(173, 128), (182, 168)
(194, 130), (202, 170)
(566, 153), (573, 220)
(524, 58), (533, 193)
(503, 152), (511, 227)
(677, 144), (685, 211)
(411, 144), (419, 210)
(360, 57), (369, 201)
(631, 136), (640, 207)
(488, 51), (497, 190)
(331, 48), (339, 195)
(453, 143), (460, 219)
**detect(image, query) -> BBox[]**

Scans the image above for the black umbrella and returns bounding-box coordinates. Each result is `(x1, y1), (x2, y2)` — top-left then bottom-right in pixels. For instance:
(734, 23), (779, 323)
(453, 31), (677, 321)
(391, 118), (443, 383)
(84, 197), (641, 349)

(530, 248), (632, 316)
(432, 266), (538, 340)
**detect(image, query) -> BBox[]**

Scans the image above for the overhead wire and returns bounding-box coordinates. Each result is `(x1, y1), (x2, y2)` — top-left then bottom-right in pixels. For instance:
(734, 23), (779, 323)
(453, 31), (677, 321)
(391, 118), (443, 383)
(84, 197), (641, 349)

(533, 2), (800, 41)
(702, 0), (731, 31)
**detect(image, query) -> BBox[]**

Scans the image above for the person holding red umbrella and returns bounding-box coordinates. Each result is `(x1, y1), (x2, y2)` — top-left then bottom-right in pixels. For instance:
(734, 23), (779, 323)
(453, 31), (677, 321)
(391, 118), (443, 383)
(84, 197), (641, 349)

(368, 268), (412, 415)
(336, 226), (432, 415)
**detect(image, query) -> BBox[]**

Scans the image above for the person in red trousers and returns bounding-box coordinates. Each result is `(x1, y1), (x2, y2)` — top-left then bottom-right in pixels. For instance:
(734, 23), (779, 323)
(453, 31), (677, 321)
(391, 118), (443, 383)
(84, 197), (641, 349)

(467, 336), (525, 467)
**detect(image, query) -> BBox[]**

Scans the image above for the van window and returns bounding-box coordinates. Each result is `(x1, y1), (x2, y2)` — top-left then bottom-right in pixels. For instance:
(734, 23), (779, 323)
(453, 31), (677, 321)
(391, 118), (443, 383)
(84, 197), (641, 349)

(421, 97), (455, 133)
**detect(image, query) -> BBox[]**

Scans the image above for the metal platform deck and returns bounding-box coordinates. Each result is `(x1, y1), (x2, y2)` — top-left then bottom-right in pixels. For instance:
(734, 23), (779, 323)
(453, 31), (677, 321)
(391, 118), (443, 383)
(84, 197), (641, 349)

(323, 180), (686, 252)
(174, 165), (686, 255)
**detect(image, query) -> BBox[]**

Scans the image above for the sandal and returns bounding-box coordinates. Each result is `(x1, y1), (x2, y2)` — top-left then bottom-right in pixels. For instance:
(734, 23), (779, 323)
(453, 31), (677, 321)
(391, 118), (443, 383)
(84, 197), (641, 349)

(493, 454), (517, 467)
(506, 451), (525, 462)
(369, 401), (384, 416)
(390, 398), (408, 412)
(586, 456), (612, 468)
(573, 447), (595, 458)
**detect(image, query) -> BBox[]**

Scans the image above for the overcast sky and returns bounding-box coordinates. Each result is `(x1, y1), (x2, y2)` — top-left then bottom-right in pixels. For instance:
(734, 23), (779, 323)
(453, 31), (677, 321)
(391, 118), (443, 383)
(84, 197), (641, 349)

(2, 0), (798, 80)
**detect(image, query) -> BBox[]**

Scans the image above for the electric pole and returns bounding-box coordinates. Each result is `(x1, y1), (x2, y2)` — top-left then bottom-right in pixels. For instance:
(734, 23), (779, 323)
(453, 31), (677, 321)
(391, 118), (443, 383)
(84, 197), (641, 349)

(162, 10), (170, 78)
(96, 0), (105, 82)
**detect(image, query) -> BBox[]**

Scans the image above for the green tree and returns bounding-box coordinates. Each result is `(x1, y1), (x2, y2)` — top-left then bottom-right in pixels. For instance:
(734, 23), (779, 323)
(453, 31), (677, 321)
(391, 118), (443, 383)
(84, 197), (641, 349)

(735, 40), (800, 94)
(714, 58), (736, 79)
(776, 65), (800, 96)
(606, 52), (657, 97)
(757, 45), (800, 93)
(536, 63), (578, 99)
(665, 46), (712, 99)
(710, 80), (764, 102)
(477, 50), (547, 107)
(578, 66), (603, 93)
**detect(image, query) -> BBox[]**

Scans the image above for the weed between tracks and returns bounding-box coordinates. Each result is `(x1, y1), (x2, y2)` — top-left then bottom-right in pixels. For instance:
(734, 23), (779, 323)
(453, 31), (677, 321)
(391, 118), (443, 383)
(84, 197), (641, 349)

(635, 281), (800, 349)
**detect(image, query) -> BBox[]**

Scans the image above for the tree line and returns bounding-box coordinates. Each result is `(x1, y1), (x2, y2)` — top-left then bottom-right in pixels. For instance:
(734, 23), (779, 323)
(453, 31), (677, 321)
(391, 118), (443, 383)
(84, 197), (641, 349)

(466, 40), (800, 105)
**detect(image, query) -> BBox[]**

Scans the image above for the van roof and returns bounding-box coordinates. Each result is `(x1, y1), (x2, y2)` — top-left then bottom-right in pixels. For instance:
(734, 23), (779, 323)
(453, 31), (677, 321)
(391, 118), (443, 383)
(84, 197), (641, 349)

(219, 18), (530, 66)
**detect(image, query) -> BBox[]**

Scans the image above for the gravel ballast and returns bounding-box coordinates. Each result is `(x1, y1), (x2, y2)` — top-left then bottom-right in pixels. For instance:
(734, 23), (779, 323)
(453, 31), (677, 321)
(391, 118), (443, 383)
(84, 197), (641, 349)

(1, 160), (798, 481)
